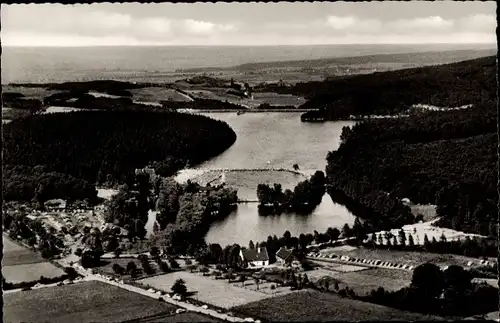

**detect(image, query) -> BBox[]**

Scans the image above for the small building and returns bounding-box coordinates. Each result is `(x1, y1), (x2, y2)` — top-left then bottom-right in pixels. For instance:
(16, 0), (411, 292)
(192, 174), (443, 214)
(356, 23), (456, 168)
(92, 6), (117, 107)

(44, 199), (67, 210)
(276, 247), (294, 265)
(240, 247), (269, 268)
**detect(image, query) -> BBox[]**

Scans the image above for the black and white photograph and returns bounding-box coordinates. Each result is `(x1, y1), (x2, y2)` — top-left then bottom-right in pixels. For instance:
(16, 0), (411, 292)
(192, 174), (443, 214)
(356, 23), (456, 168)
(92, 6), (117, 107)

(1, 1), (498, 322)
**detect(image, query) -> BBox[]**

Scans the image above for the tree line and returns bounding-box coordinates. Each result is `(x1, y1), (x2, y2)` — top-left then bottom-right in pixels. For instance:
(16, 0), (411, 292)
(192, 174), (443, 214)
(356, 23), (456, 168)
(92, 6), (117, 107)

(257, 171), (326, 214)
(3, 111), (237, 190)
(362, 229), (497, 258)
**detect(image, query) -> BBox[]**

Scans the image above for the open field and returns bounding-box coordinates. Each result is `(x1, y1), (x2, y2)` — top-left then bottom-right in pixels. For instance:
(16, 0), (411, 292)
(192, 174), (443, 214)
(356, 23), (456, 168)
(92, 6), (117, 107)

(2, 234), (68, 284)
(129, 87), (192, 103)
(129, 311), (223, 323)
(408, 204), (437, 221)
(3, 234), (44, 267)
(233, 290), (444, 321)
(371, 218), (486, 247)
(306, 266), (411, 295)
(2, 262), (66, 284)
(138, 271), (283, 309)
(320, 245), (495, 268)
(3, 280), (178, 323)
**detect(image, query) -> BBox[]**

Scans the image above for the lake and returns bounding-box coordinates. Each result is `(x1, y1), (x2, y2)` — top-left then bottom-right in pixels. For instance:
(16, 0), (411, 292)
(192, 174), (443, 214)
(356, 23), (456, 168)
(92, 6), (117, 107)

(173, 112), (357, 246)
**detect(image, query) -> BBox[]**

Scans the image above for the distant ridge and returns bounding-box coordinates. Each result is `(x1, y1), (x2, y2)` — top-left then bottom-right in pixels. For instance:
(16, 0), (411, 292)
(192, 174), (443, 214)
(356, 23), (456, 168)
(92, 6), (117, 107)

(177, 49), (496, 73)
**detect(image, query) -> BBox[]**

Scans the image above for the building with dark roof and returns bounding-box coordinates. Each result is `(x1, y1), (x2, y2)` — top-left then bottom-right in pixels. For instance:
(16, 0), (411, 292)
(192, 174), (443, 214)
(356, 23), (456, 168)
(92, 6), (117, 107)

(276, 247), (294, 265)
(240, 246), (269, 268)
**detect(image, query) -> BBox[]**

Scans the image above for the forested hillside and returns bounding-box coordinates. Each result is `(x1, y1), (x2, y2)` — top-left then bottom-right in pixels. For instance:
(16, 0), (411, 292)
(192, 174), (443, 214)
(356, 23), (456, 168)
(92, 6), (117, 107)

(290, 56), (496, 119)
(326, 98), (497, 236)
(3, 111), (236, 201)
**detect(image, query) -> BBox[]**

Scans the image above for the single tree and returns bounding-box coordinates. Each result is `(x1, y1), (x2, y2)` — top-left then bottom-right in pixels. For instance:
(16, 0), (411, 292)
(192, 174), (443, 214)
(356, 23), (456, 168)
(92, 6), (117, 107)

(150, 246), (160, 259)
(171, 278), (187, 298)
(254, 277), (260, 290)
(240, 275), (247, 287)
(126, 261), (137, 274)
(249, 240), (255, 249)
(411, 263), (444, 298)
(408, 234), (415, 247)
(113, 263), (123, 275)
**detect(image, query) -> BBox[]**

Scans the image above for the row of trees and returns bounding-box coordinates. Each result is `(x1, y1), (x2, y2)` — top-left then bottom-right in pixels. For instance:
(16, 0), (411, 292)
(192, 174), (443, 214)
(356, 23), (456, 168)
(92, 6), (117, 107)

(3, 110), (236, 186)
(257, 171), (326, 214)
(364, 230), (498, 258)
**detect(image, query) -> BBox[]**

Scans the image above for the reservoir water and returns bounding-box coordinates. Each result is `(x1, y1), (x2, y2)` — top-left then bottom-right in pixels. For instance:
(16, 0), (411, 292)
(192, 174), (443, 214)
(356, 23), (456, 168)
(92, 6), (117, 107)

(173, 112), (357, 246)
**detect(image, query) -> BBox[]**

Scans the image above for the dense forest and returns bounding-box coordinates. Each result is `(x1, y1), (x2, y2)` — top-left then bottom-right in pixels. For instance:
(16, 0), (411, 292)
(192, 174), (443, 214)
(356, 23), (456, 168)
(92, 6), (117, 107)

(3, 165), (98, 203)
(280, 56), (496, 120)
(105, 173), (153, 241)
(257, 171), (326, 214)
(3, 111), (236, 200)
(152, 178), (238, 255)
(326, 100), (497, 237)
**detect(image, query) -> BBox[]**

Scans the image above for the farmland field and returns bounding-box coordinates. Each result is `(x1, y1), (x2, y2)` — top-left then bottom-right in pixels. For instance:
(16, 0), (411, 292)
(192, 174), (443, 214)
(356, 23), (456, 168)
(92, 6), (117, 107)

(2, 234), (65, 283)
(306, 266), (412, 296)
(233, 290), (445, 322)
(129, 87), (192, 103)
(131, 311), (222, 322)
(138, 271), (284, 309)
(3, 234), (45, 266)
(2, 262), (66, 284)
(3, 281), (178, 323)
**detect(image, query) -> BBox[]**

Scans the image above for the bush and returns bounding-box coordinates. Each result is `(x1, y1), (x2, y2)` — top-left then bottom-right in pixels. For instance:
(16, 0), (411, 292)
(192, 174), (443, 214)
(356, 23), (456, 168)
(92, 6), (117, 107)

(138, 254), (149, 263)
(74, 248), (83, 257)
(158, 297), (164, 302)
(112, 263), (125, 275)
(169, 259), (180, 269)
(271, 284), (276, 290)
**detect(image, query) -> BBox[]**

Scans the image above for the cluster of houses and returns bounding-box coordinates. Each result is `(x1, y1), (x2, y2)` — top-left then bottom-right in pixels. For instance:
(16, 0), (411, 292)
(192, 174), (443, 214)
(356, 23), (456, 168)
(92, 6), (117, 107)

(239, 246), (299, 269)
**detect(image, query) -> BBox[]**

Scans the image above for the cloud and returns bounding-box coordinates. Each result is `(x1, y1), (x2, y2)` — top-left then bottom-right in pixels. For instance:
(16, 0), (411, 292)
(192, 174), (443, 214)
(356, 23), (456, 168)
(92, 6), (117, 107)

(181, 19), (236, 36)
(388, 16), (454, 33)
(326, 16), (357, 30)
(1, 4), (496, 46)
(459, 14), (496, 32)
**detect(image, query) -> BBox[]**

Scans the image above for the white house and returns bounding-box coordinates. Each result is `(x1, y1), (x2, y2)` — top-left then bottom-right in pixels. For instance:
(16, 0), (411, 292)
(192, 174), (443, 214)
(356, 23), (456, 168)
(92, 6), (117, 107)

(240, 246), (269, 268)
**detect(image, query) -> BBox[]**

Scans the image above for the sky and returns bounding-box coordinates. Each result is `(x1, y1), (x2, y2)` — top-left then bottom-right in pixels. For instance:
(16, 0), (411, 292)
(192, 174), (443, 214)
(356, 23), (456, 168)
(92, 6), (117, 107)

(1, 2), (497, 46)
